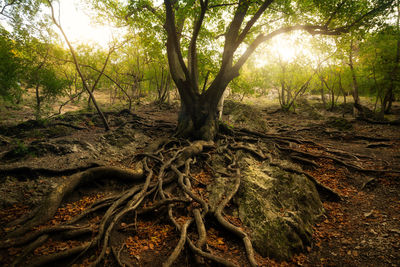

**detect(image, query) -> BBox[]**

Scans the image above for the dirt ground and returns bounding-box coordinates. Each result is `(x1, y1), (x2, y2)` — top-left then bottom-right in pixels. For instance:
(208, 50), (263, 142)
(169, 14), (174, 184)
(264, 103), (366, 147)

(0, 98), (399, 266)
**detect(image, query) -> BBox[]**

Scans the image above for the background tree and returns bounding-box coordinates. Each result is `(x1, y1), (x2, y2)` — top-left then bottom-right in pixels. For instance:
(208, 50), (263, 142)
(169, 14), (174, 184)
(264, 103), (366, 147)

(230, 60), (268, 102)
(358, 23), (400, 117)
(46, 0), (110, 130)
(117, 0), (396, 140)
(0, 27), (24, 103)
(24, 38), (70, 119)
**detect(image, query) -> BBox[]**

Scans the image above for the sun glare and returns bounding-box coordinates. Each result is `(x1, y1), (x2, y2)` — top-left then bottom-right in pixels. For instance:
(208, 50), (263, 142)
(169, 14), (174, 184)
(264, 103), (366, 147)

(254, 32), (316, 68)
(57, 0), (119, 48)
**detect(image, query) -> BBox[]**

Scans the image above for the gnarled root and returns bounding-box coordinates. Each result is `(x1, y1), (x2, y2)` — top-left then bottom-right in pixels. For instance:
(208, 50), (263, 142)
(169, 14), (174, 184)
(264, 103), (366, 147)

(6, 166), (144, 238)
(3, 133), (339, 267)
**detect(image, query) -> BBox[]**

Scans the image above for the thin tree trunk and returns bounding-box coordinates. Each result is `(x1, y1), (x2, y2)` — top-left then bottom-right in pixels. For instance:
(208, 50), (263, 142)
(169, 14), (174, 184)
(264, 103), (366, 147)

(35, 84), (41, 120)
(320, 79), (326, 108)
(338, 73), (346, 104)
(47, 1), (109, 131)
(349, 39), (362, 117)
(383, 0), (400, 114)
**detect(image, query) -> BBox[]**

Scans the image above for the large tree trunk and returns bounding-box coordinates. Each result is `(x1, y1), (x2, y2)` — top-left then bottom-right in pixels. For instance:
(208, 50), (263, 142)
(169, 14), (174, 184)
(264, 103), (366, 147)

(176, 98), (218, 140)
(175, 88), (221, 141)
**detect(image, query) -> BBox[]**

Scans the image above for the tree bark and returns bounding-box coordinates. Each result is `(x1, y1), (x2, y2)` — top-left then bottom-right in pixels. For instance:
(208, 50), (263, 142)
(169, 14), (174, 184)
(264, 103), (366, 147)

(162, 0), (393, 140)
(320, 79), (326, 108)
(35, 84), (41, 120)
(175, 92), (219, 141)
(382, 0), (400, 114)
(349, 39), (361, 116)
(47, 0), (110, 131)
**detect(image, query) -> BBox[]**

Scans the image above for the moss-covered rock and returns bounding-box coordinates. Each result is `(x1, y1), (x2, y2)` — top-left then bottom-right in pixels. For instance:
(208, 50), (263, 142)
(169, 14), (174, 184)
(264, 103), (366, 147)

(104, 126), (141, 148)
(238, 158), (323, 260)
(222, 100), (268, 131)
(326, 116), (353, 130)
(207, 155), (323, 261)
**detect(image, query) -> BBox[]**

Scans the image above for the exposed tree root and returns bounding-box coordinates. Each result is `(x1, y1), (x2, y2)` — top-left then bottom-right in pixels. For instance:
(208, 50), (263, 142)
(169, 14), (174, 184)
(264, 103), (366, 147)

(6, 166), (144, 237)
(10, 234), (49, 267)
(278, 144), (400, 174)
(28, 243), (92, 267)
(357, 116), (400, 126)
(0, 162), (103, 178)
(3, 128), (367, 266)
(49, 122), (88, 130)
(234, 127), (399, 175)
(214, 168), (258, 267)
(290, 155), (319, 168)
(1, 225), (89, 248)
(237, 127), (319, 146)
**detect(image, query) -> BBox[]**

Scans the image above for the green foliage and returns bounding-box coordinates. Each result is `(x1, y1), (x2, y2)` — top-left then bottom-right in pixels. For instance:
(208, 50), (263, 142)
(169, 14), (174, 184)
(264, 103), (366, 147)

(9, 140), (30, 158)
(359, 27), (400, 99)
(0, 28), (24, 103)
(326, 116), (353, 130)
(230, 60), (269, 100)
(37, 67), (69, 97)
(1, 0), (398, 119)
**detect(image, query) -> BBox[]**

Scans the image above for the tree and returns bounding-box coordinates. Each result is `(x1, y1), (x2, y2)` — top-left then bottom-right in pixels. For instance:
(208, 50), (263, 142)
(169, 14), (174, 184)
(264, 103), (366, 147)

(23, 38), (70, 119)
(267, 54), (315, 111)
(46, 0), (110, 130)
(120, 0), (396, 140)
(358, 3), (400, 117)
(0, 27), (24, 103)
(229, 59), (267, 102)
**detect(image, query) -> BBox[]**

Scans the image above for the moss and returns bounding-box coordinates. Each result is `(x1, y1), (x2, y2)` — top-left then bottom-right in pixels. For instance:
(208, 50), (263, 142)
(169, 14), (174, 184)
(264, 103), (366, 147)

(222, 100), (268, 131)
(236, 158), (323, 260)
(206, 154), (324, 261)
(326, 116), (353, 130)
(104, 127), (138, 148)
(8, 140), (30, 158)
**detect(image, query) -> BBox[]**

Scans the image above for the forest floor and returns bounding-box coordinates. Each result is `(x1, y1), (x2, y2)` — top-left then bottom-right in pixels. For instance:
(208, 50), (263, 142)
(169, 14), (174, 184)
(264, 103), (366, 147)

(0, 97), (399, 266)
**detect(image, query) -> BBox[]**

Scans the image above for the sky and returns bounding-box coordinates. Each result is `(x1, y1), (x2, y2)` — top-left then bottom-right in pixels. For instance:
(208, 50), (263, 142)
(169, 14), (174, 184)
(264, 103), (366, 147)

(55, 0), (120, 48)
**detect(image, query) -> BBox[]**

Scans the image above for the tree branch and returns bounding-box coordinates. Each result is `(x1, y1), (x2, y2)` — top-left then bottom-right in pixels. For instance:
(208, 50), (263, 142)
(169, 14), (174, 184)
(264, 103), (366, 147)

(222, 0), (250, 68)
(209, 2), (237, 9)
(46, 0), (110, 131)
(164, 0), (190, 84)
(0, 0), (16, 16)
(231, 0), (395, 75)
(233, 24), (347, 72)
(235, 0), (274, 48)
(323, 0), (348, 28)
(188, 0), (208, 93)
